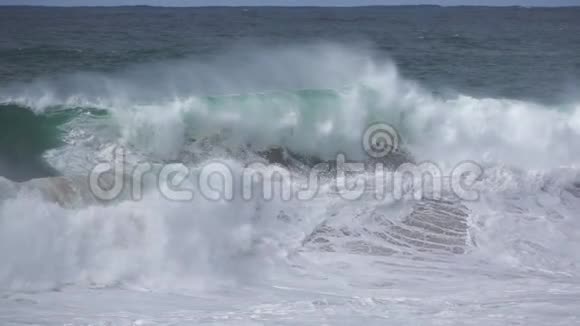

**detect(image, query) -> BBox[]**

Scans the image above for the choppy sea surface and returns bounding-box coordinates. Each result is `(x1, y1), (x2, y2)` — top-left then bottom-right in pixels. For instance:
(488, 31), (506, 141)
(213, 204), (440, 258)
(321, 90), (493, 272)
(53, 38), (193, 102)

(1, 6), (580, 325)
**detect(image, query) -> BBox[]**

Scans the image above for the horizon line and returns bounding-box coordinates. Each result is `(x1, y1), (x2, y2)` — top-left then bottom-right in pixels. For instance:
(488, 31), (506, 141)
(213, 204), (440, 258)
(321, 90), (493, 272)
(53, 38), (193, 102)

(1, 4), (578, 8)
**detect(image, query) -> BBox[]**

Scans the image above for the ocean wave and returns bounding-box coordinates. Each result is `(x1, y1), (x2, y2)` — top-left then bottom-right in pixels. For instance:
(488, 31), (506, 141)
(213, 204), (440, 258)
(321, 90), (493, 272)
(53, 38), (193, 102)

(1, 44), (579, 174)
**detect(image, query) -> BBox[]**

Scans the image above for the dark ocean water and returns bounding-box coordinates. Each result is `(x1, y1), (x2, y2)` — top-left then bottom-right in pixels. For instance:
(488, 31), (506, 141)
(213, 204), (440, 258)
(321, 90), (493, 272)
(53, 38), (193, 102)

(1, 6), (580, 99)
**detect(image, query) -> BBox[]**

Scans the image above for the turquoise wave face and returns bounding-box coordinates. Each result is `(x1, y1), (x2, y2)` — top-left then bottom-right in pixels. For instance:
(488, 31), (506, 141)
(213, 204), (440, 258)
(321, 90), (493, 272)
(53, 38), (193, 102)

(0, 104), (108, 181)
(0, 85), (404, 182)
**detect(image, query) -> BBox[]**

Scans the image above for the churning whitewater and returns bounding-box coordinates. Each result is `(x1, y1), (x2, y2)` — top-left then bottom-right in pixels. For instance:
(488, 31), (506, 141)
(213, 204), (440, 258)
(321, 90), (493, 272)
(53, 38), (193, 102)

(1, 38), (580, 325)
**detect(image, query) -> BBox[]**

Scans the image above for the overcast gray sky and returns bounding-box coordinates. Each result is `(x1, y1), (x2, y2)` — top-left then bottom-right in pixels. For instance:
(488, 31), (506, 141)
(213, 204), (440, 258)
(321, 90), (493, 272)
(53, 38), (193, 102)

(0, 0), (578, 6)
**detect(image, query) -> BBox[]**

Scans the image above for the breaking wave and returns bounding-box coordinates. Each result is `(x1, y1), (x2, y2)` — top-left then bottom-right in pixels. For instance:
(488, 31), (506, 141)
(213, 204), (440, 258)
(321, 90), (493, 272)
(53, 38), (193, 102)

(1, 44), (580, 292)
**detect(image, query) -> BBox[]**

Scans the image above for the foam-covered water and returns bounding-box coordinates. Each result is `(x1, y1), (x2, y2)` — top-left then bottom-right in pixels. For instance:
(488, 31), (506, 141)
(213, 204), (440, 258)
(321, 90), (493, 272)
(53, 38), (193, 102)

(1, 6), (580, 326)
